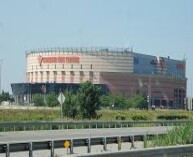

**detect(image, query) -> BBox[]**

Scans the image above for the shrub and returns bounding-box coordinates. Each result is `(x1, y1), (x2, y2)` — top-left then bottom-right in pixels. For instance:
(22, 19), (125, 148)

(131, 114), (149, 121)
(45, 93), (60, 107)
(149, 124), (193, 147)
(32, 95), (45, 106)
(157, 115), (188, 120)
(115, 114), (126, 120)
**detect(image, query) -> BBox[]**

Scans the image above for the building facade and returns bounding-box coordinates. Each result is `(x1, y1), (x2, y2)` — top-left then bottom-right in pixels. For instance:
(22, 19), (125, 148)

(11, 47), (187, 108)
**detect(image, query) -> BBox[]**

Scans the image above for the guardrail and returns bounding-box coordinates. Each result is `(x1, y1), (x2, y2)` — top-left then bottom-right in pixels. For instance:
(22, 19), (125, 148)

(1, 133), (193, 157)
(0, 120), (192, 132)
(0, 134), (161, 157)
(79, 145), (193, 157)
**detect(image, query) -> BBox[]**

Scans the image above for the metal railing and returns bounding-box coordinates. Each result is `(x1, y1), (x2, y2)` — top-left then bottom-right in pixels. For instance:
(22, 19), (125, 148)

(0, 120), (192, 132)
(0, 134), (160, 157)
(0, 120), (188, 132)
(1, 133), (193, 157)
(79, 145), (193, 157)
(27, 47), (132, 55)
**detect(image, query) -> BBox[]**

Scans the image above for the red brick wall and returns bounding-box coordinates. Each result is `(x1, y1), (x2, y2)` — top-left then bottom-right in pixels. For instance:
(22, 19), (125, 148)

(100, 72), (187, 109)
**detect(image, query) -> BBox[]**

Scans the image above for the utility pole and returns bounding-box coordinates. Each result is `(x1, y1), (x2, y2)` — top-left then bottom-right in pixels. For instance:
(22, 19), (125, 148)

(149, 75), (152, 110)
(0, 60), (3, 94)
(145, 76), (152, 110)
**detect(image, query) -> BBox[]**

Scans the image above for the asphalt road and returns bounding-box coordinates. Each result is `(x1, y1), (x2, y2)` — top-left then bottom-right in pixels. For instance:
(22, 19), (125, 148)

(0, 126), (172, 143)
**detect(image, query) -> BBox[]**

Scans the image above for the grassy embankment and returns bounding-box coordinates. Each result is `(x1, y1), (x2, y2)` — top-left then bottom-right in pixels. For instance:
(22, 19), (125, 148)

(0, 109), (193, 122)
(2, 109), (193, 148)
(148, 124), (193, 147)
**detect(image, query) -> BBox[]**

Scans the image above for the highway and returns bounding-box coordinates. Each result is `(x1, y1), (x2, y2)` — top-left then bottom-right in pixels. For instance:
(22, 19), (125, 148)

(0, 126), (172, 143)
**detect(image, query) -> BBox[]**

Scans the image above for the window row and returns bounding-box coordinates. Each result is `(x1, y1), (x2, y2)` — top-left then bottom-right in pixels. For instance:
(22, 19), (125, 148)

(28, 71), (94, 83)
(31, 64), (93, 70)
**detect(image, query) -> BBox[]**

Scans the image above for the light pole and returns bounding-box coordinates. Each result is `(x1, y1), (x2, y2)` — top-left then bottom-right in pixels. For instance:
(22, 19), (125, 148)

(40, 84), (47, 104)
(29, 83), (33, 105)
(0, 60), (3, 94)
(144, 76), (152, 110)
(181, 87), (186, 110)
(144, 83), (151, 110)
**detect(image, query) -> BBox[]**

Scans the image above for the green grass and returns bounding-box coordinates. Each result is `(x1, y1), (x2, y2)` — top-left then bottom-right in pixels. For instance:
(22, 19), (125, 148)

(0, 109), (59, 121)
(148, 123), (193, 147)
(0, 108), (193, 122)
(97, 109), (193, 121)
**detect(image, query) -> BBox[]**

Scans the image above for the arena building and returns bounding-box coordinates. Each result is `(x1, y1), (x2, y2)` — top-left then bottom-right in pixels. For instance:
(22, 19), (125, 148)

(11, 47), (187, 109)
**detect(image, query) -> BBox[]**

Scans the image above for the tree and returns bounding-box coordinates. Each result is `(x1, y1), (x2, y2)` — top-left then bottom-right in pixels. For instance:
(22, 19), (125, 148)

(100, 95), (112, 108)
(32, 94), (45, 106)
(9, 96), (15, 103)
(100, 94), (147, 109)
(100, 94), (129, 109)
(63, 90), (78, 119)
(0, 91), (15, 104)
(113, 94), (129, 109)
(128, 94), (147, 109)
(45, 93), (60, 107)
(77, 81), (101, 119)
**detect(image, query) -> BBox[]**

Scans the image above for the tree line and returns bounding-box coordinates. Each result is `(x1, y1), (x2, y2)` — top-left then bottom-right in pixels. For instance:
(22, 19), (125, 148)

(0, 91), (14, 104)
(32, 81), (148, 119)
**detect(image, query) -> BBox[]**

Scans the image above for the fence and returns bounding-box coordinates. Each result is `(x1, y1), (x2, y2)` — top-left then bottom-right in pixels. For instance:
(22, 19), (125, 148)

(0, 134), (161, 157)
(0, 120), (192, 132)
(79, 144), (193, 157)
(1, 134), (193, 157)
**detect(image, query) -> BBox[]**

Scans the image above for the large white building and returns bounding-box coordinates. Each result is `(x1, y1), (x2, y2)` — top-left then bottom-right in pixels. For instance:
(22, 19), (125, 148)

(12, 47), (187, 109)
(26, 47), (133, 84)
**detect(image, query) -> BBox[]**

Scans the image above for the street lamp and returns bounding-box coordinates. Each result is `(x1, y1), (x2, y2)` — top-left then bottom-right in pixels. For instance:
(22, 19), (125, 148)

(180, 87), (186, 110)
(28, 83), (33, 105)
(144, 75), (152, 110)
(144, 82), (151, 110)
(0, 60), (3, 94)
(41, 84), (47, 103)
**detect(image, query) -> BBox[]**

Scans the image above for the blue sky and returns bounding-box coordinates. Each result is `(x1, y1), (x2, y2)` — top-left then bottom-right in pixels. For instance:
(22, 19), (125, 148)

(0, 0), (193, 96)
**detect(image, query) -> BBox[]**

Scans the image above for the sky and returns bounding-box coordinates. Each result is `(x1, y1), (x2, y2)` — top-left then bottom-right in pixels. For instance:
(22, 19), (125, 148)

(0, 0), (193, 96)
